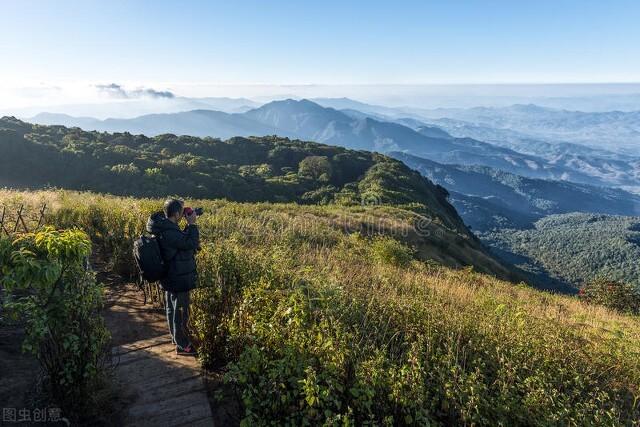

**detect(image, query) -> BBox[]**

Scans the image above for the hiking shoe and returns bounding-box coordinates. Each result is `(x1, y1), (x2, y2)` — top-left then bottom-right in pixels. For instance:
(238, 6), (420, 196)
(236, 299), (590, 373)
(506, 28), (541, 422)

(176, 344), (197, 356)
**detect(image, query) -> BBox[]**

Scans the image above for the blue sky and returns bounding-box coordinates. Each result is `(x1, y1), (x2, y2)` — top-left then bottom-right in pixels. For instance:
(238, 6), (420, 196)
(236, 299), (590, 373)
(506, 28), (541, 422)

(2, 0), (639, 86)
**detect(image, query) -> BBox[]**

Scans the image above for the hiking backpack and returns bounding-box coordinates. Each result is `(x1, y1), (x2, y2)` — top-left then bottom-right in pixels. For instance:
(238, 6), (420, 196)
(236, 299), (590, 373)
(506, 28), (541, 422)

(133, 234), (167, 282)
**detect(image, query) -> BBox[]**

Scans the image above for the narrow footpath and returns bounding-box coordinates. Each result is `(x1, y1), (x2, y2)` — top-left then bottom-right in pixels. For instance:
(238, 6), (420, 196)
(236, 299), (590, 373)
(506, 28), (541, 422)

(100, 265), (215, 427)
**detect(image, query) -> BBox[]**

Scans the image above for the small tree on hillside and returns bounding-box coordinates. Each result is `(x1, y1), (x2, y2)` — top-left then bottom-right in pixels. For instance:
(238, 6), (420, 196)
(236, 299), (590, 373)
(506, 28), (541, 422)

(298, 156), (332, 182)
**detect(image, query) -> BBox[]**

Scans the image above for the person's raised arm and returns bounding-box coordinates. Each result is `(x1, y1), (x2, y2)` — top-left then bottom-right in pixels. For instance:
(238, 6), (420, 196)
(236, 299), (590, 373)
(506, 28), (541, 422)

(164, 212), (199, 251)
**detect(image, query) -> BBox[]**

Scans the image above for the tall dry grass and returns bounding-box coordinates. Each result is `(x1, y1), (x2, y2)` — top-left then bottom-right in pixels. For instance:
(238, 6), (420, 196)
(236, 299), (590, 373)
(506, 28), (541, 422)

(2, 189), (639, 425)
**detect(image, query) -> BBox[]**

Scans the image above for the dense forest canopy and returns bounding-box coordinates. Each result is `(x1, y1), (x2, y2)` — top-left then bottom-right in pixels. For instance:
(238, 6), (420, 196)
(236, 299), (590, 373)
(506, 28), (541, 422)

(482, 213), (640, 288)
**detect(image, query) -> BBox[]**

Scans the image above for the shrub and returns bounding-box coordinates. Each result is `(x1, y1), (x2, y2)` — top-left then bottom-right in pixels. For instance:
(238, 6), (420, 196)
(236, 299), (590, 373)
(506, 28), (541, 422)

(190, 243), (265, 366)
(0, 227), (111, 419)
(579, 278), (640, 314)
(370, 236), (414, 267)
(298, 155), (332, 181)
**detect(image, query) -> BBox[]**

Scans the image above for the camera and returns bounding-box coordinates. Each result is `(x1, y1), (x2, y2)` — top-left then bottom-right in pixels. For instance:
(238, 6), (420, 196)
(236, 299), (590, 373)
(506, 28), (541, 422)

(183, 207), (204, 217)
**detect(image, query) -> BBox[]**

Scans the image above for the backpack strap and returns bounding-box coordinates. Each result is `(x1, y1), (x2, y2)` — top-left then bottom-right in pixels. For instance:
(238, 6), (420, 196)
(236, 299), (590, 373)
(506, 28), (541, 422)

(133, 235), (149, 305)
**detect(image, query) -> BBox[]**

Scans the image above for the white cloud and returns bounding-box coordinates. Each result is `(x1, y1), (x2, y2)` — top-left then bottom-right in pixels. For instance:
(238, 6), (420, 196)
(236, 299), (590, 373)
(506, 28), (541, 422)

(95, 83), (175, 99)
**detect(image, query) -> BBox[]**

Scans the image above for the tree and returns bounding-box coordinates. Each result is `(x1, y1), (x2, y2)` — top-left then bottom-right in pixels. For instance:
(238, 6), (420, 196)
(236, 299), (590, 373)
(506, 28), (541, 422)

(298, 156), (332, 181)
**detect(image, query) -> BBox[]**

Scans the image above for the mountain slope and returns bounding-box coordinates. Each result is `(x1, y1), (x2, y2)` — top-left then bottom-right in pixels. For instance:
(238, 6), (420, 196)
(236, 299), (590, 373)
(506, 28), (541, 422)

(3, 189), (638, 424)
(391, 151), (640, 230)
(410, 117), (640, 190)
(0, 116), (516, 280)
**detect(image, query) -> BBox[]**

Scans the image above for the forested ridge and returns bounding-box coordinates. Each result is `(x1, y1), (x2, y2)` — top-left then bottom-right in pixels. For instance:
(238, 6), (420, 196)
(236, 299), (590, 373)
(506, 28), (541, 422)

(0, 116), (466, 232)
(0, 116), (527, 281)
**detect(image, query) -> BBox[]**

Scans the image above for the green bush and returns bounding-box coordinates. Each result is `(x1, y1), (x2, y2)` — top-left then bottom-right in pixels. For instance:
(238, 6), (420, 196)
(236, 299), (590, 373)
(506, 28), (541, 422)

(579, 278), (640, 315)
(190, 243), (265, 366)
(0, 227), (111, 419)
(192, 240), (640, 425)
(370, 236), (415, 267)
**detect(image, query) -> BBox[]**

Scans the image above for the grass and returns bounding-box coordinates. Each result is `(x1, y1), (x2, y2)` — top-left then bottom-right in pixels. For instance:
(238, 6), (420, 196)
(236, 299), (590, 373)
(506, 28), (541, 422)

(2, 189), (639, 425)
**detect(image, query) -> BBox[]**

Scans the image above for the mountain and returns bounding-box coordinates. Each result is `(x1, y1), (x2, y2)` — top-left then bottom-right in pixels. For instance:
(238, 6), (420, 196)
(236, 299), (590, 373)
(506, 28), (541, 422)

(313, 98), (640, 190)
(411, 104), (640, 156)
(245, 99), (466, 153)
(31, 99), (556, 169)
(394, 113), (640, 191)
(30, 109), (283, 139)
(27, 99), (640, 192)
(244, 100), (602, 181)
(30, 112), (103, 129)
(274, 97), (640, 156)
(0, 116), (519, 281)
(391, 152), (640, 231)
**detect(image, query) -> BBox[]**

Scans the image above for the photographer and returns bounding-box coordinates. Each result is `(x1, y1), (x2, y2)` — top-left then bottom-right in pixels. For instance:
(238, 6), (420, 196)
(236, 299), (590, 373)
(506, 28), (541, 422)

(146, 199), (200, 356)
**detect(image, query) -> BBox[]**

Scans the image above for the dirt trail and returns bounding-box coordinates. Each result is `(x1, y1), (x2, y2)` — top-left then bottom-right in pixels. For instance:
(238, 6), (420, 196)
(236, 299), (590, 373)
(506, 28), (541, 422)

(99, 260), (216, 427)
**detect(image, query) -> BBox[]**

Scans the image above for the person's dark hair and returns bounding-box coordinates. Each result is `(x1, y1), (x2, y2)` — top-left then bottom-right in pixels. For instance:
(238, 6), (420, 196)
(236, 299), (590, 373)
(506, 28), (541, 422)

(164, 198), (184, 218)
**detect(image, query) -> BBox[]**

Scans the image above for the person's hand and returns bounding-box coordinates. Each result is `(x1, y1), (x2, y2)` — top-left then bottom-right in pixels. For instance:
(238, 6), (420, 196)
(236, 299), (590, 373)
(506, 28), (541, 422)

(186, 211), (197, 225)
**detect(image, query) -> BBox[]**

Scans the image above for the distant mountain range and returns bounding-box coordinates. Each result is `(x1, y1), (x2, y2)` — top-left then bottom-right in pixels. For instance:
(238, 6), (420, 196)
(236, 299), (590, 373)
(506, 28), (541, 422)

(12, 96), (260, 120)
(33, 99), (544, 158)
(391, 152), (640, 231)
(412, 104), (640, 154)
(31, 110), (283, 140)
(312, 98), (640, 155)
(311, 98), (640, 191)
(28, 99), (640, 192)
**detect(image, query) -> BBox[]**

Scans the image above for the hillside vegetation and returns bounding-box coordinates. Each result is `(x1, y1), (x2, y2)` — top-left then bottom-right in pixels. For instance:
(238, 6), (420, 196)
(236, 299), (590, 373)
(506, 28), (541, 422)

(0, 116), (518, 280)
(2, 190), (639, 425)
(0, 116), (451, 214)
(482, 213), (640, 289)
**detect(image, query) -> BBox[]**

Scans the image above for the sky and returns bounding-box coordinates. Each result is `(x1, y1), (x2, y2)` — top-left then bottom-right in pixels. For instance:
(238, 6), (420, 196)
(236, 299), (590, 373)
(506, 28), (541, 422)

(1, 0), (640, 109)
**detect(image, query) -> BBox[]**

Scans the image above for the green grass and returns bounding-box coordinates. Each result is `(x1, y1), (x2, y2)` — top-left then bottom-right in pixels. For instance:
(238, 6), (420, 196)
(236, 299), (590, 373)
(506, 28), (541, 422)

(3, 190), (639, 425)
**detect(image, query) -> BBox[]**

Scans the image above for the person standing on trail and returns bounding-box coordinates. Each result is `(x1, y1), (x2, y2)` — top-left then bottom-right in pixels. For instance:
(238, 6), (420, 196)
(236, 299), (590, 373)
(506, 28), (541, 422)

(146, 199), (199, 356)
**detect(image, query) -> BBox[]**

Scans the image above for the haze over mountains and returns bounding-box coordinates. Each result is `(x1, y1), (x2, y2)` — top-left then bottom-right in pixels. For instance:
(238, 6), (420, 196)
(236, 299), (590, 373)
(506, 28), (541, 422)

(311, 97), (640, 153)
(414, 104), (640, 155)
(10, 95), (261, 120)
(29, 98), (640, 191)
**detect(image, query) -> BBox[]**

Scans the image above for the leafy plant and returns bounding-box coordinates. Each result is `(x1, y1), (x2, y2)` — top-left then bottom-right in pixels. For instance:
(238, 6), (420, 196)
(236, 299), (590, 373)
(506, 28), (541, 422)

(0, 227), (111, 419)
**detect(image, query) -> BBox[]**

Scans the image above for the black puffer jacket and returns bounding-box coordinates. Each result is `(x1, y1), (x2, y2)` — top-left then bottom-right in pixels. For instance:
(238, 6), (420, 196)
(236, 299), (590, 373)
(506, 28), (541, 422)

(146, 212), (200, 293)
